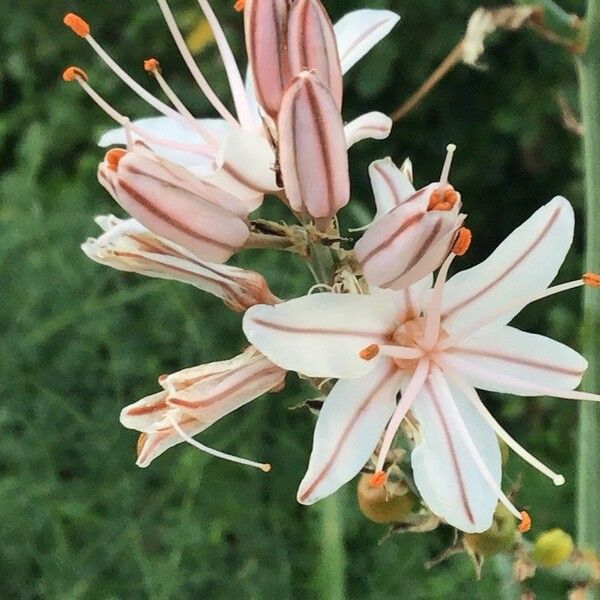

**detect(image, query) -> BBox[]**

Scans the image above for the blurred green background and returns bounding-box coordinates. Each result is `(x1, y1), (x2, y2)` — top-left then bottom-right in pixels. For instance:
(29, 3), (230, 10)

(0, 0), (589, 597)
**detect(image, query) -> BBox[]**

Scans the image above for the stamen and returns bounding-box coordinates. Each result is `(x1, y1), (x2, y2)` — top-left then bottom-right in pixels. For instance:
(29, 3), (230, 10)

(359, 344), (380, 361)
(168, 414), (272, 472)
(374, 359), (430, 474)
(105, 148), (126, 171)
(583, 272), (600, 287)
(518, 511), (532, 533)
(234, 0), (245, 11)
(428, 187), (459, 212)
(67, 71), (213, 155)
(62, 65), (88, 82)
(377, 345), (424, 360)
(446, 367), (566, 486)
(155, 0), (238, 126)
(63, 12), (90, 37)
(144, 57), (220, 148)
(422, 252), (456, 350)
(439, 143), (457, 189)
(369, 470), (387, 488)
(195, 0), (254, 129)
(430, 367), (523, 521)
(452, 227), (472, 256)
(439, 279), (586, 351)
(136, 433), (149, 457)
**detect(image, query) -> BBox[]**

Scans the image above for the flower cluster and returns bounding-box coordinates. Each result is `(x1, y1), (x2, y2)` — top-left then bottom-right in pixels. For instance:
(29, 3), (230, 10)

(66, 0), (600, 535)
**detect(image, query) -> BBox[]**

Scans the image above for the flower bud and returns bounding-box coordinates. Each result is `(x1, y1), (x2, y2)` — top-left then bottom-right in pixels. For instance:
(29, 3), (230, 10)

(356, 473), (415, 524)
(82, 215), (279, 312)
(287, 0), (343, 109)
(101, 149), (251, 263)
(278, 71), (349, 222)
(244, 0), (291, 117)
(463, 503), (517, 557)
(532, 528), (574, 567)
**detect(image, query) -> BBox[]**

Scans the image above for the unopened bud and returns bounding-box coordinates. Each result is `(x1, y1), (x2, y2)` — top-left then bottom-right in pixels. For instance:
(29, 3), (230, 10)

(531, 528), (574, 567)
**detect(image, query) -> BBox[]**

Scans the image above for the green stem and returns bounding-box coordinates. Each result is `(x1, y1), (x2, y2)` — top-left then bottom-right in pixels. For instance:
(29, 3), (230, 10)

(577, 0), (600, 594)
(317, 494), (347, 600)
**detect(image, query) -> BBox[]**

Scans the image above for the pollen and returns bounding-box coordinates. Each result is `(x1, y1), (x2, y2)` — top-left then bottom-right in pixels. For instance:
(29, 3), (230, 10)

(136, 433), (148, 458)
(518, 510), (532, 533)
(63, 13), (90, 38)
(452, 227), (472, 256)
(369, 470), (387, 488)
(144, 58), (161, 73)
(359, 344), (380, 361)
(234, 0), (245, 11)
(428, 186), (459, 211)
(583, 272), (600, 288)
(105, 148), (127, 171)
(62, 66), (88, 82)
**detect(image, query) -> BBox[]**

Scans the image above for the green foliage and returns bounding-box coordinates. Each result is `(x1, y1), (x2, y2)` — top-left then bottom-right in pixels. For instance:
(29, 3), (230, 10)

(0, 0), (587, 597)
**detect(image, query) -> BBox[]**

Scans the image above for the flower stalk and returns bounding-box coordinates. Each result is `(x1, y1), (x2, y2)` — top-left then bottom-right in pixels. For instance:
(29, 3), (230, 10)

(577, 0), (600, 587)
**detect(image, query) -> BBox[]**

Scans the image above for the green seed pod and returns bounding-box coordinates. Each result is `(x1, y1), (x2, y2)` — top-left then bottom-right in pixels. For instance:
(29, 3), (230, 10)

(464, 503), (517, 556)
(357, 473), (415, 524)
(532, 528), (574, 567)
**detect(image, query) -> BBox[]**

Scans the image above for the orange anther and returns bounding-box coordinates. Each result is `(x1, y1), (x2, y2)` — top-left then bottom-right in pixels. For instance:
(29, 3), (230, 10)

(62, 66), (88, 82)
(583, 272), (600, 288)
(144, 58), (161, 73)
(136, 433), (148, 458)
(359, 344), (380, 361)
(429, 186), (459, 212)
(518, 510), (532, 533)
(63, 13), (90, 37)
(452, 227), (472, 256)
(105, 148), (127, 171)
(234, 0), (245, 11)
(369, 470), (387, 489)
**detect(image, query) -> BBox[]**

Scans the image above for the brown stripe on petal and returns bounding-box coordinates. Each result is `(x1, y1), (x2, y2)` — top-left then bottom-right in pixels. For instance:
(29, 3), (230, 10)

(250, 317), (392, 339)
(118, 180), (235, 253)
(443, 206), (561, 319)
(372, 162), (404, 208)
(168, 367), (283, 410)
(127, 399), (169, 417)
(298, 363), (397, 503)
(426, 380), (475, 526)
(360, 211), (425, 266)
(449, 348), (585, 377)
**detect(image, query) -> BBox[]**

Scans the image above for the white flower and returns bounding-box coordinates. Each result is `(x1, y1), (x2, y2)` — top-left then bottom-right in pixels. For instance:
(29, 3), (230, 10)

(243, 196), (600, 533)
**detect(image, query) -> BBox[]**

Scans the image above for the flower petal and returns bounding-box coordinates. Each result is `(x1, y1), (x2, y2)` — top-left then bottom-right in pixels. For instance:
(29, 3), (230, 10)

(288, 0), (343, 109)
(368, 157), (416, 221)
(114, 151), (250, 263)
(334, 9), (400, 74)
(356, 196), (462, 290)
(411, 371), (501, 533)
(243, 292), (397, 378)
(448, 325), (588, 395)
(344, 113), (393, 149)
(120, 390), (170, 433)
(166, 352), (285, 420)
(278, 72), (350, 220)
(98, 117), (230, 167)
(441, 197), (574, 335)
(371, 274), (433, 322)
(203, 128), (279, 204)
(297, 359), (401, 504)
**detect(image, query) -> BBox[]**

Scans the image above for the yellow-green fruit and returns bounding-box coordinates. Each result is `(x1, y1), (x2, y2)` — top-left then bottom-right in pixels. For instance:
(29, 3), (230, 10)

(357, 474), (415, 524)
(532, 529), (574, 567)
(464, 503), (517, 556)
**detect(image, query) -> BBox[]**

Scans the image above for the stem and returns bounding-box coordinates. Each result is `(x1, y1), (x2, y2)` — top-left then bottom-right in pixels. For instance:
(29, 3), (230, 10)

(516, 0), (581, 41)
(577, 0), (600, 593)
(316, 494), (347, 600)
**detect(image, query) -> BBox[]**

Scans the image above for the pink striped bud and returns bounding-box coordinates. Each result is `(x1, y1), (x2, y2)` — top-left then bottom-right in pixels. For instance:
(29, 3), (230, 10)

(82, 215), (280, 312)
(99, 149), (250, 263)
(278, 71), (349, 221)
(244, 0), (292, 117)
(287, 0), (343, 110)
